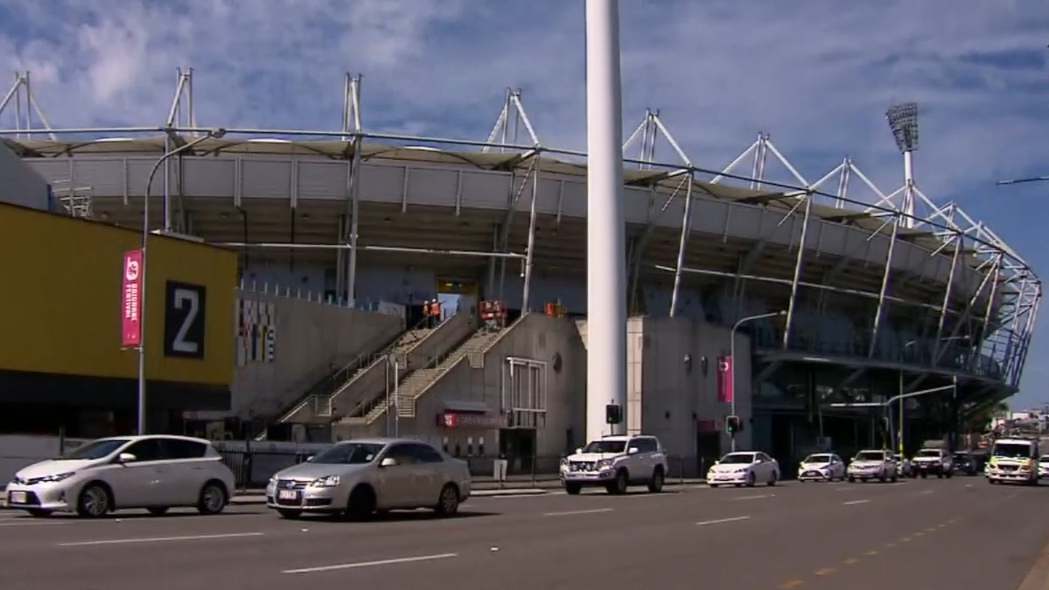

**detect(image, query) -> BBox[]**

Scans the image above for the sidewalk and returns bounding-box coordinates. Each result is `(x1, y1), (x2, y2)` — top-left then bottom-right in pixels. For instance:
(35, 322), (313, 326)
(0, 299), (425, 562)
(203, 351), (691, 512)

(1, 478), (706, 508)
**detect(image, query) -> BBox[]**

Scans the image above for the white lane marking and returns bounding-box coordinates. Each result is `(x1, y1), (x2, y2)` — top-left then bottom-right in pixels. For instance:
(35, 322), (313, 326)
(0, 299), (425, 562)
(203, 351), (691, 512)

(58, 532), (264, 547)
(732, 494), (774, 501)
(0, 520), (75, 527)
(696, 516), (751, 526)
(843, 499), (870, 506)
(918, 490), (935, 495)
(543, 508), (614, 517)
(282, 553), (459, 574)
(833, 486), (857, 491)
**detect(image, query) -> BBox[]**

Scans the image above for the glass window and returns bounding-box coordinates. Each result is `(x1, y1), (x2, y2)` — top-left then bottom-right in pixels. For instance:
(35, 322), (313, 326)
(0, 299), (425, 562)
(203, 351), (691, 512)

(123, 439), (165, 462)
(383, 444), (418, 465)
(57, 438), (131, 461)
(631, 438), (656, 453)
(312, 443), (385, 465)
(855, 451), (887, 461)
(991, 443), (1033, 459)
(719, 453), (757, 465)
(582, 440), (626, 454)
(163, 438), (208, 459)
(406, 443), (445, 464)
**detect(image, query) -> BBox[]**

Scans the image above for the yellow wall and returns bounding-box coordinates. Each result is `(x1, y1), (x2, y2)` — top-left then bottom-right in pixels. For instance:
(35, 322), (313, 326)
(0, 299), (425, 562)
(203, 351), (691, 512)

(0, 203), (236, 386)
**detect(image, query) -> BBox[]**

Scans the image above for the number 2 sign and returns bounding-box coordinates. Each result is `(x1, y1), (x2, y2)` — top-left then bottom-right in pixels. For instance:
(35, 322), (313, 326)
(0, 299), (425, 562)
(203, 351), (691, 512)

(163, 281), (207, 359)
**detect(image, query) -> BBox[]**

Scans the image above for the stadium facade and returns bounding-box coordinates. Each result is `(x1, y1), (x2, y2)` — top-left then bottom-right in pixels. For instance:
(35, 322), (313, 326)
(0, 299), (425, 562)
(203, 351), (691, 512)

(0, 71), (1040, 470)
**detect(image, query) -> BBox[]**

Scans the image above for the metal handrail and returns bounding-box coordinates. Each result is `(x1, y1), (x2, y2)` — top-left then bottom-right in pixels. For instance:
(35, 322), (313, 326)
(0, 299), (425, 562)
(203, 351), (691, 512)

(275, 316), (427, 424)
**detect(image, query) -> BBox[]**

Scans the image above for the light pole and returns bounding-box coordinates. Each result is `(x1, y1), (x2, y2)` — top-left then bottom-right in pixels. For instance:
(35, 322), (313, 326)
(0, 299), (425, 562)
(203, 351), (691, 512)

(136, 128), (226, 435)
(729, 310), (787, 451)
(899, 337), (967, 455)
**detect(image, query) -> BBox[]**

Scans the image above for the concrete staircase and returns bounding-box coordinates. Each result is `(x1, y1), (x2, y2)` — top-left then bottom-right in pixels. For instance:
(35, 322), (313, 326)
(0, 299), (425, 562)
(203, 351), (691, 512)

(395, 330), (503, 418)
(340, 328), (502, 428)
(278, 326), (432, 425)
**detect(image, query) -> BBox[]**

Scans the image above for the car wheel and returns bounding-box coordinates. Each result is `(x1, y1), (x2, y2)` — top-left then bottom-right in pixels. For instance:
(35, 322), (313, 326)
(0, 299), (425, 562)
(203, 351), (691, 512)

(147, 507), (170, 516)
(745, 472), (756, 487)
(345, 485), (376, 520)
(76, 483), (111, 518)
(767, 472), (777, 487)
(607, 469), (629, 495)
(435, 484), (460, 517)
(648, 468), (665, 493)
(945, 471), (953, 479)
(564, 482), (582, 495)
(891, 472), (898, 483)
(197, 481), (228, 515)
(26, 508), (52, 518)
(847, 476), (855, 483)
(709, 484), (720, 488)
(277, 509), (302, 519)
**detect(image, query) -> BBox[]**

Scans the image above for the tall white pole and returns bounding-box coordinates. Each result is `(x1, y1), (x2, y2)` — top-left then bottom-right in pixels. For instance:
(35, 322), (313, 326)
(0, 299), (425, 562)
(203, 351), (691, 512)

(584, 0), (628, 442)
(902, 150), (915, 228)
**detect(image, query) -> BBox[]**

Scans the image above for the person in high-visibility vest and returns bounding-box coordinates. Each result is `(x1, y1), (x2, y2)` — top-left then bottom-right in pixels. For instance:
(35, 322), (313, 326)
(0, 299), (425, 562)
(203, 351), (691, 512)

(432, 299), (442, 325)
(422, 300), (431, 327)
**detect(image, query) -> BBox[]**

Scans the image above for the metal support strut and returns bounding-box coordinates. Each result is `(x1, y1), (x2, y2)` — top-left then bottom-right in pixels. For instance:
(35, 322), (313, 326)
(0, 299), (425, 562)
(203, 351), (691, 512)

(782, 195), (813, 349)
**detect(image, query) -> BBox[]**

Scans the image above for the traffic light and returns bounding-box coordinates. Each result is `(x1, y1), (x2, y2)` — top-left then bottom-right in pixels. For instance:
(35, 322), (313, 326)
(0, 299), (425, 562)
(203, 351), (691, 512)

(605, 404), (623, 425)
(726, 415), (742, 436)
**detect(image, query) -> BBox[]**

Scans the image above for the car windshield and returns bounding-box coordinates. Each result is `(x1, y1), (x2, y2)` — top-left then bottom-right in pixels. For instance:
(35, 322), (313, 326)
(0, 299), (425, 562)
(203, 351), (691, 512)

(719, 453), (756, 464)
(1040, 456), (1049, 462)
(803, 454), (833, 464)
(57, 438), (131, 460)
(855, 451), (886, 461)
(582, 440), (626, 454)
(311, 443), (385, 465)
(992, 443), (1033, 459)
(916, 450), (940, 457)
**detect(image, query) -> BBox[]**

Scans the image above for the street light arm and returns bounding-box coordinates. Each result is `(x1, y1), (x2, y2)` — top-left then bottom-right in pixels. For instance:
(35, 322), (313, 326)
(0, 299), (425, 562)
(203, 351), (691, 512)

(144, 130), (225, 204)
(733, 310), (787, 332)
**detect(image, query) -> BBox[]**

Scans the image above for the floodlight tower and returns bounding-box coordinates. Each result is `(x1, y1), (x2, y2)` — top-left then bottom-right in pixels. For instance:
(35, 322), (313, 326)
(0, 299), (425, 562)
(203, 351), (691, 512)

(886, 102), (920, 228)
(584, 0), (628, 441)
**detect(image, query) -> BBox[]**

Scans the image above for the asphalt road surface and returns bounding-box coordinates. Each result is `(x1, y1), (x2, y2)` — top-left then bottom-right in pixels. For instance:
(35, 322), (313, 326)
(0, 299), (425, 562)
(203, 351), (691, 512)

(3, 477), (1048, 590)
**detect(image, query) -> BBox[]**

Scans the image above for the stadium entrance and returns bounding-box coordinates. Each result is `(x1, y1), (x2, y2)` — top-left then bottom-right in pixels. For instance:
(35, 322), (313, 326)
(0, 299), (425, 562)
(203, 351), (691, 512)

(436, 279), (479, 321)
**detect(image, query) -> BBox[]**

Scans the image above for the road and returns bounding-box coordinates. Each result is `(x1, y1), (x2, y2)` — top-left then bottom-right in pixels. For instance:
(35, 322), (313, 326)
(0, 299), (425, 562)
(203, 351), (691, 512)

(2, 477), (1048, 589)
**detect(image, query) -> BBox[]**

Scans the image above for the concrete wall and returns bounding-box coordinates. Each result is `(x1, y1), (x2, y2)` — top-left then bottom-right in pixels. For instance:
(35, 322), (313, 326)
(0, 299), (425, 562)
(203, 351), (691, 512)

(203, 289), (405, 421)
(382, 314), (586, 459)
(0, 142), (49, 210)
(634, 316), (754, 461)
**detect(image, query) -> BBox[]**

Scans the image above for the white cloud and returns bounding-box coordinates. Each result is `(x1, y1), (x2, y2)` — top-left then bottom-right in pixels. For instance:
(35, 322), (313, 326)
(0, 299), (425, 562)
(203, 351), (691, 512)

(1, 0), (1047, 400)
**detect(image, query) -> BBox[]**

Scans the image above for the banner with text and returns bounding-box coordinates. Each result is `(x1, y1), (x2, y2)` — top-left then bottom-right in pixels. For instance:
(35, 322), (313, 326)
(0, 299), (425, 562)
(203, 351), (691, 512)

(121, 249), (144, 348)
(717, 356), (734, 404)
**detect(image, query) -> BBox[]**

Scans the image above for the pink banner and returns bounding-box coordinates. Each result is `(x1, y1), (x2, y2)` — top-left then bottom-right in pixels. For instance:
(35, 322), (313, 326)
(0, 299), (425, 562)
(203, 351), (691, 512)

(121, 249), (144, 348)
(717, 356), (734, 404)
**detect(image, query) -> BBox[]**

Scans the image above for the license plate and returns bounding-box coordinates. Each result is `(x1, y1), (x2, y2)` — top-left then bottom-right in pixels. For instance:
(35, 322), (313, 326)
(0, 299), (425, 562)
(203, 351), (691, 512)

(277, 489), (299, 501)
(9, 491), (27, 504)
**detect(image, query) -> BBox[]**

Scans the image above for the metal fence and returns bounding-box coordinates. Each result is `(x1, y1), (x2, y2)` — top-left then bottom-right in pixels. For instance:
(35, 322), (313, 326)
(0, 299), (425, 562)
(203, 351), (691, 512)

(214, 445), (716, 490)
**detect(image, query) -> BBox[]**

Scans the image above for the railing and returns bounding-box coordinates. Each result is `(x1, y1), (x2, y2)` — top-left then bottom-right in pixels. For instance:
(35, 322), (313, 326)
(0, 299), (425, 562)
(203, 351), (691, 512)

(263, 319), (429, 435)
(211, 445), (718, 490)
(752, 327), (1006, 381)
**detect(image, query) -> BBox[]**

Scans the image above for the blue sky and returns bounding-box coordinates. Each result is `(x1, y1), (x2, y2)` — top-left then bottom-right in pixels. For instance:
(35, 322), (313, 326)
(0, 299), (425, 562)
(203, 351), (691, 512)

(2, 0), (1047, 407)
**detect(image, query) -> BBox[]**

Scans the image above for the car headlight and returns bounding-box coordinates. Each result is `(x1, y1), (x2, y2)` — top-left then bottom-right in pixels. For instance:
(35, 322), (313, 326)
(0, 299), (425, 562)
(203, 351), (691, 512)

(27, 472), (75, 485)
(596, 459), (614, 469)
(309, 475), (341, 488)
(734, 467), (748, 473)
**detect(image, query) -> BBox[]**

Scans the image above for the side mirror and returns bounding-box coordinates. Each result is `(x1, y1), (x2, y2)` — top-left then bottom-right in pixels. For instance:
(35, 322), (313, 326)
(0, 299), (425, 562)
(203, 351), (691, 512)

(117, 453), (136, 464)
(380, 457), (398, 468)
(627, 447), (639, 455)
(575, 448), (583, 455)
(305, 456), (315, 463)
(714, 460), (720, 466)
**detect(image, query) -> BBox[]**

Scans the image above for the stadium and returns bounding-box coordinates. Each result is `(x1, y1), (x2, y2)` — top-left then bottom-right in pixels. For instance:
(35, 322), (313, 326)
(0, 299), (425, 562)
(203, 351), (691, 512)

(0, 69), (1040, 472)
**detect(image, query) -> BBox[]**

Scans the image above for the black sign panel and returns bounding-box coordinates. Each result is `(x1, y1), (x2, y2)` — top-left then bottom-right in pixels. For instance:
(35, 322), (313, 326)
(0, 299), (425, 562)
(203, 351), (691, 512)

(164, 281), (207, 359)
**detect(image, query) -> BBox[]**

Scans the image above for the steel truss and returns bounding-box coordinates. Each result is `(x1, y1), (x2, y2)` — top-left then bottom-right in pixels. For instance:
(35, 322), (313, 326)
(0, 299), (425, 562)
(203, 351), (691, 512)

(0, 69), (1039, 392)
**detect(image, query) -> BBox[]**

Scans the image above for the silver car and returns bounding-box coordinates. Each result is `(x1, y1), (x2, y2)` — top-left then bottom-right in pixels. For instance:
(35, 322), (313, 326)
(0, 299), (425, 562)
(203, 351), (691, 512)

(266, 438), (472, 520)
(5, 435), (235, 518)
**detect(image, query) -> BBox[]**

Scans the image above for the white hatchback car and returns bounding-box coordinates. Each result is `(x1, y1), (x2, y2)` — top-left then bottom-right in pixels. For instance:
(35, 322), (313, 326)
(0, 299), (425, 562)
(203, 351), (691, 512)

(707, 451), (780, 487)
(797, 453), (847, 482)
(266, 438), (471, 519)
(5, 435), (235, 518)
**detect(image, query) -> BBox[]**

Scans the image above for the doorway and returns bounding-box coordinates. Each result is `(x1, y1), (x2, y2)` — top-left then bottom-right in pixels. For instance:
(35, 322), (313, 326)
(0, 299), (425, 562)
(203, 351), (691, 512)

(436, 279), (479, 320)
(695, 430), (721, 477)
(499, 428), (536, 475)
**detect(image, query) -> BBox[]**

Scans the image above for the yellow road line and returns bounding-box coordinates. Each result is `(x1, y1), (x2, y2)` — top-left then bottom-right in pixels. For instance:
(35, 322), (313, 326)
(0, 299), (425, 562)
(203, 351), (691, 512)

(780, 580), (804, 589)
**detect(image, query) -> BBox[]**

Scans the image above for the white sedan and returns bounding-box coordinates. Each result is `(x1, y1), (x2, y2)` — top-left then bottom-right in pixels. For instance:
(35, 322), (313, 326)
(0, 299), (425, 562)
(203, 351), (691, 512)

(707, 452), (780, 487)
(797, 453), (847, 482)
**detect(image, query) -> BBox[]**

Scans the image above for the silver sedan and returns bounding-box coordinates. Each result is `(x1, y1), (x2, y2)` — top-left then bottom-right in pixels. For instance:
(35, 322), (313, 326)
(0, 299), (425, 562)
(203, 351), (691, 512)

(266, 438), (471, 520)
